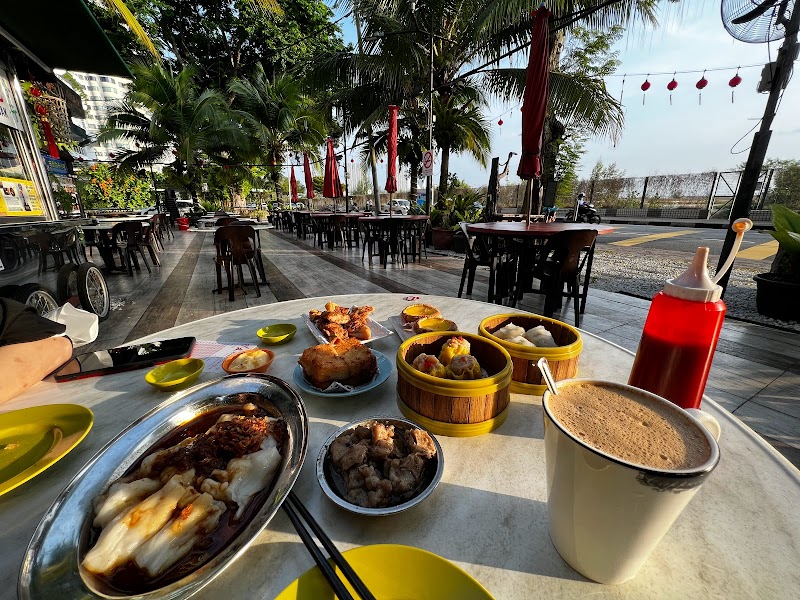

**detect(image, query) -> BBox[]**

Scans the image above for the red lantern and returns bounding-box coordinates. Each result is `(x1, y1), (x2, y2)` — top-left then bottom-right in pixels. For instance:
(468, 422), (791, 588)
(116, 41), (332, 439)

(696, 73), (708, 105)
(30, 87), (41, 97)
(498, 118), (504, 126)
(729, 70), (742, 103)
(35, 105), (46, 115)
(667, 75), (678, 105)
(351, 158), (354, 163)
(380, 159), (384, 163)
(640, 78), (651, 105)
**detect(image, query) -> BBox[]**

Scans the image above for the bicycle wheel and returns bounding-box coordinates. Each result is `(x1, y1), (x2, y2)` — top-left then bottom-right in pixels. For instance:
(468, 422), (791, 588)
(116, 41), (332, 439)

(590, 215), (602, 224)
(13, 284), (59, 316)
(57, 264), (80, 304)
(77, 263), (110, 321)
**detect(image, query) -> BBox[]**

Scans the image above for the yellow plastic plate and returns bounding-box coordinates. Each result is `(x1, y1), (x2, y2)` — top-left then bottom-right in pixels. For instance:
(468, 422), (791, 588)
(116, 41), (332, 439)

(257, 323), (297, 345)
(145, 358), (205, 391)
(275, 544), (494, 600)
(0, 404), (93, 497)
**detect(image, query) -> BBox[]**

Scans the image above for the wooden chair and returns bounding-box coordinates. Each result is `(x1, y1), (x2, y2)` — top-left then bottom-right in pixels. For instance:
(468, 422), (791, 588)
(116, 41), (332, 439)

(213, 225), (261, 301)
(458, 222), (493, 298)
(522, 230), (598, 327)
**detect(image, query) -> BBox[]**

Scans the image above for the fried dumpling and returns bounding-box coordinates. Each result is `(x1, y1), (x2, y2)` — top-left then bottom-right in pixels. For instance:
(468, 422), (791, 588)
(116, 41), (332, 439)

(412, 353), (447, 378)
(438, 337), (471, 366)
(446, 354), (483, 380)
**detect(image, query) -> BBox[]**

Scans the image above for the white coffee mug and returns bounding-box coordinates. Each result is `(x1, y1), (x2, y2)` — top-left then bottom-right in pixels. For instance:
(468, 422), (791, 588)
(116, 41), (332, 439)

(542, 379), (721, 584)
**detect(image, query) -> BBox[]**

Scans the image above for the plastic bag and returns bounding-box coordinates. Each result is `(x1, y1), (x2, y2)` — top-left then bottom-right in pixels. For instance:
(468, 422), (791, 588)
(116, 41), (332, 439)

(44, 303), (99, 347)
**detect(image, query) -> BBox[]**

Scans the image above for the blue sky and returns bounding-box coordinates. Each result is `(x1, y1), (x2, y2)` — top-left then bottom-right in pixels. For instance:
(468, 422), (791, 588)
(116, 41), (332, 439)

(327, 1), (800, 187)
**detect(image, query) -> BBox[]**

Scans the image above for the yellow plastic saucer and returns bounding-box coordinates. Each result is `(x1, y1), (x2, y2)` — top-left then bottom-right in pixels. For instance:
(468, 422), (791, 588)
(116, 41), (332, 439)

(145, 358), (204, 391)
(0, 404), (93, 497)
(257, 323), (297, 345)
(275, 544), (494, 600)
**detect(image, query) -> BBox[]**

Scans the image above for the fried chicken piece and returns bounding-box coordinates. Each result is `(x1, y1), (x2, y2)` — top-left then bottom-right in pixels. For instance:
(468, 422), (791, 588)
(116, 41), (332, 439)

(320, 322), (348, 341)
(322, 310), (351, 325)
(345, 322), (372, 340)
(299, 338), (378, 389)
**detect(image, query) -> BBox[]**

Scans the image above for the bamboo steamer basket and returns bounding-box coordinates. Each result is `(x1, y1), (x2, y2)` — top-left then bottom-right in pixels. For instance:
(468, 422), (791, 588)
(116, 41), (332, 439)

(396, 332), (512, 437)
(479, 314), (583, 395)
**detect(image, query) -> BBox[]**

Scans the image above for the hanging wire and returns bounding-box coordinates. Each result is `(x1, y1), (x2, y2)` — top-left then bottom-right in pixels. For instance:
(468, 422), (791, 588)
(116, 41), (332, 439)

(619, 74), (626, 103)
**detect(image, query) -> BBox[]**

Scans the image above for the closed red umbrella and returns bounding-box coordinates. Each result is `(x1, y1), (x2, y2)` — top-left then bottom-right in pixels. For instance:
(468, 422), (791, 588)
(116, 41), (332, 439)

(290, 165), (298, 202)
(517, 5), (550, 223)
(323, 138), (342, 200)
(303, 152), (315, 201)
(385, 105), (399, 194)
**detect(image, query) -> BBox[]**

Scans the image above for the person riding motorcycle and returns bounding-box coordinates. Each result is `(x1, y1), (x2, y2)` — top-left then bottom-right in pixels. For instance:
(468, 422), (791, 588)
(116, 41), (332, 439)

(566, 193), (601, 224)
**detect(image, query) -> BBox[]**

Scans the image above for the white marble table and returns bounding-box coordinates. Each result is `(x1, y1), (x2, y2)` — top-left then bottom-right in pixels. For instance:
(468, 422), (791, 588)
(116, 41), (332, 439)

(1, 294), (798, 599)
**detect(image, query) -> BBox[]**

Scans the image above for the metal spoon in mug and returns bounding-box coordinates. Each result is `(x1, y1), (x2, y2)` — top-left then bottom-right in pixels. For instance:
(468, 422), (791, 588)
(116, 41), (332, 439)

(537, 357), (559, 395)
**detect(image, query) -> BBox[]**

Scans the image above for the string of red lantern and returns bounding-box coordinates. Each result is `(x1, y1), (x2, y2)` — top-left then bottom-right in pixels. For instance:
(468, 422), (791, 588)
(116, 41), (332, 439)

(696, 70), (708, 105)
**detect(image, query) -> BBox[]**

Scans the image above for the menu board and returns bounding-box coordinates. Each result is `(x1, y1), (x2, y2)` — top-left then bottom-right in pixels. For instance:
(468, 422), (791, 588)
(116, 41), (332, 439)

(0, 177), (43, 217)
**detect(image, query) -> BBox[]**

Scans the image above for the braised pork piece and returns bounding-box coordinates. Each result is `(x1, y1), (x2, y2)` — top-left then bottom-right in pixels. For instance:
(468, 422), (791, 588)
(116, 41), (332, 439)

(328, 421), (437, 509)
(82, 404), (287, 593)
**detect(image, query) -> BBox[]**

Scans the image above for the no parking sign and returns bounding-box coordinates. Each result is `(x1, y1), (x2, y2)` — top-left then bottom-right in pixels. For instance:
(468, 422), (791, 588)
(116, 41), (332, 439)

(421, 150), (434, 176)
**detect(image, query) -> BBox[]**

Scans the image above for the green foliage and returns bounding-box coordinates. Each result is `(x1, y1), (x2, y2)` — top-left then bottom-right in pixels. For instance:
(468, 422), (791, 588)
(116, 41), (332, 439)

(765, 159), (800, 210)
(199, 199), (221, 212)
(76, 163), (152, 210)
(432, 191), (482, 229)
(769, 204), (800, 281)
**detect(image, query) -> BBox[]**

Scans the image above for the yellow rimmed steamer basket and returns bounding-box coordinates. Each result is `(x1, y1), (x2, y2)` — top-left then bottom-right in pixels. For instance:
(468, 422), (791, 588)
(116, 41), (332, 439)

(479, 314), (583, 395)
(396, 332), (513, 437)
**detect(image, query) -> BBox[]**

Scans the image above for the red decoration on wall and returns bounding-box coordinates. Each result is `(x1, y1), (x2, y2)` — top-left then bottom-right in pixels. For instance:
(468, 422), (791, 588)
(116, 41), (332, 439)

(729, 69), (742, 103)
(30, 87), (41, 97)
(696, 72), (708, 105)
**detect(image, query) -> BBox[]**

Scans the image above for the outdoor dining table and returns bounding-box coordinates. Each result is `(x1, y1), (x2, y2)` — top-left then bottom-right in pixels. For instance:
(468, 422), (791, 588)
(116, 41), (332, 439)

(2, 293), (797, 599)
(467, 221), (615, 305)
(308, 212), (369, 249)
(79, 219), (159, 274)
(359, 214), (430, 267)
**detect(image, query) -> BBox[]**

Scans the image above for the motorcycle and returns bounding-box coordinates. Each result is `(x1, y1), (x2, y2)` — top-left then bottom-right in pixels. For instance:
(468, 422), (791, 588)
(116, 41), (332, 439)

(565, 202), (601, 224)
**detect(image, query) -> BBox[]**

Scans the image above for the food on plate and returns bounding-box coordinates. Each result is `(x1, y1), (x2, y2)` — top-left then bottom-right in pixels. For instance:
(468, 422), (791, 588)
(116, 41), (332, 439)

(494, 322), (559, 347)
(298, 338), (378, 389)
(228, 349), (272, 371)
(412, 353), (447, 378)
(412, 317), (458, 334)
(438, 336), (471, 366)
(328, 421), (437, 508)
(401, 303), (441, 324)
(309, 302), (374, 341)
(446, 354), (482, 380)
(82, 404), (287, 592)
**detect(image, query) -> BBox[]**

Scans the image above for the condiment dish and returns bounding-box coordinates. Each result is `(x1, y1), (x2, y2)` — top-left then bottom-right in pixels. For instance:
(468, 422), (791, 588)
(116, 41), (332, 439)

(257, 323), (297, 345)
(222, 348), (274, 374)
(145, 358), (204, 391)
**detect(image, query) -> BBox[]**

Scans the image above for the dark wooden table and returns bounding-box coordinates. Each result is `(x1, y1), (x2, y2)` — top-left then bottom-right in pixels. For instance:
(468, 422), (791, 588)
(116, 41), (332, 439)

(359, 215), (430, 267)
(466, 221), (615, 305)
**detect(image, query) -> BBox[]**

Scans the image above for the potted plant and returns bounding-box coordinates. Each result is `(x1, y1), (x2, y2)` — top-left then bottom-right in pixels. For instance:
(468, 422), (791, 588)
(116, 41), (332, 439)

(430, 197), (459, 250)
(754, 204), (800, 321)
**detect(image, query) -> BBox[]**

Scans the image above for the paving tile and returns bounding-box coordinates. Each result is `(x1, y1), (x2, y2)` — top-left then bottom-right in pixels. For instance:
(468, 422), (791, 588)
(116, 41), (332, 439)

(705, 386), (751, 413)
(748, 370), (800, 420)
(732, 401), (800, 449)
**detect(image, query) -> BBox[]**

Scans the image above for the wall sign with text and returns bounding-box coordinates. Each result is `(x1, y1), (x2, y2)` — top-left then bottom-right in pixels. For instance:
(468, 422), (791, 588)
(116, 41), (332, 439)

(0, 177), (43, 216)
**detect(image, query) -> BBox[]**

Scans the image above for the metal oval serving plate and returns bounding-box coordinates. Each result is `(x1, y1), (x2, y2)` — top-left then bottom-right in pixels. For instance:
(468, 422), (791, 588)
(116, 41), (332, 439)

(19, 374), (308, 600)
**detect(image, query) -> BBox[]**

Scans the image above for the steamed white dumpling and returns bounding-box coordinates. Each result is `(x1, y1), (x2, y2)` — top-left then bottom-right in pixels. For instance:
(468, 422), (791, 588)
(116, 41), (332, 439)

(508, 336), (536, 347)
(495, 323), (525, 340)
(524, 325), (558, 347)
(93, 478), (163, 529)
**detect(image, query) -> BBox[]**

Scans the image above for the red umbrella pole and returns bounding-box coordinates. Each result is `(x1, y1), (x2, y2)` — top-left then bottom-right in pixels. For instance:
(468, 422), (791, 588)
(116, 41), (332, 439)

(290, 165), (298, 203)
(303, 152), (315, 207)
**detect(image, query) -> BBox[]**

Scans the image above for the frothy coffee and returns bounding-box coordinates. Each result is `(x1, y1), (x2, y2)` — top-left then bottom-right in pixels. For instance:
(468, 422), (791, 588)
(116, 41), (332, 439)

(548, 383), (711, 470)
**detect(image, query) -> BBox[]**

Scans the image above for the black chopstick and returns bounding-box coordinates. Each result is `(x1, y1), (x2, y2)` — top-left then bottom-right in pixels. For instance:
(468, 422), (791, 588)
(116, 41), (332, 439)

(284, 492), (377, 600)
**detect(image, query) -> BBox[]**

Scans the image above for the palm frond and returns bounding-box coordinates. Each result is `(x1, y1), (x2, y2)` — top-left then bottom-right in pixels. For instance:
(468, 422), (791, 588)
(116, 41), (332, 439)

(100, 0), (161, 60)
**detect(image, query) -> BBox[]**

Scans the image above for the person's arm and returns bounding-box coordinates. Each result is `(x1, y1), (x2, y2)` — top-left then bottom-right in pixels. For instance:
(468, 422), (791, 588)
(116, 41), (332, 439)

(0, 336), (73, 404)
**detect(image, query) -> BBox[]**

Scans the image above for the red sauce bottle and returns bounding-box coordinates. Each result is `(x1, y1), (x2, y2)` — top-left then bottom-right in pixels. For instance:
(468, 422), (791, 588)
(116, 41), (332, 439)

(628, 247), (726, 410)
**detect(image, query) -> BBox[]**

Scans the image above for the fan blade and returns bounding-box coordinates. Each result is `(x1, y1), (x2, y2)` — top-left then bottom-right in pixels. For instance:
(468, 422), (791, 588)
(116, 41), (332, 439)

(731, 0), (780, 24)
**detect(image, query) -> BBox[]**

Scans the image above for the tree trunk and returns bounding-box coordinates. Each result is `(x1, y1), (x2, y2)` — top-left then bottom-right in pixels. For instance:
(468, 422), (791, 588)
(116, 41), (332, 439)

(438, 144), (450, 197)
(409, 155), (420, 200)
(369, 137), (380, 214)
(541, 116), (565, 197)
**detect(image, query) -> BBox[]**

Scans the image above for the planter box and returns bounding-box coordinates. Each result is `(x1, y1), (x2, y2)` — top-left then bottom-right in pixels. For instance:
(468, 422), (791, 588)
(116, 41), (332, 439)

(754, 273), (800, 322)
(431, 227), (455, 250)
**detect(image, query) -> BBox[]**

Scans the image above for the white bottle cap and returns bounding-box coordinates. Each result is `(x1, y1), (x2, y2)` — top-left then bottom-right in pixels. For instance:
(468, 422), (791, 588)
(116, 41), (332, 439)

(664, 247), (722, 302)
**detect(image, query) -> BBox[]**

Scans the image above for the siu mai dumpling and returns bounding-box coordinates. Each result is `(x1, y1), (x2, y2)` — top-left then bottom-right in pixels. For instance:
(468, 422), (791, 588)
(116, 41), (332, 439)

(524, 325), (558, 347)
(412, 353), (447, 378)
(133, 490), (226, 577)
(447, 354), (482, 380)
(494, 323), (525, 340)
(82, 474), (190, 575)
(438, 337), (471, 366)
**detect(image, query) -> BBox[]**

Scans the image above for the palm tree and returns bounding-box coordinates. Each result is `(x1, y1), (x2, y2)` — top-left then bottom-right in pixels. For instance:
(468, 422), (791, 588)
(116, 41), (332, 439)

(432, 89), (491, 193)
(99, 63), (249, 200)
(228, 64), (328, 202)
(317, 0), (657, 188)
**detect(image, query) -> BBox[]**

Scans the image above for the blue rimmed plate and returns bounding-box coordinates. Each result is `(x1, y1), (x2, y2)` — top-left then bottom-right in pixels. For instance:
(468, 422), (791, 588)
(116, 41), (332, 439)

(292, 349), (392, 397)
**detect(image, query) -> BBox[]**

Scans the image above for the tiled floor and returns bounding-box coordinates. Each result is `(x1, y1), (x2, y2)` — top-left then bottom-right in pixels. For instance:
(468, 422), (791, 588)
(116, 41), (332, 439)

(89, 228), (800, 468)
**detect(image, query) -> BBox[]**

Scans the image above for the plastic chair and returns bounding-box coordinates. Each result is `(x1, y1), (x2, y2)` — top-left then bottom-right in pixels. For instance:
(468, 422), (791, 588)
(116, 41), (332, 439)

(523, 230), (598, 327)
(215, 217), (239, 227)
(458, 222), (493, 298)
(213, 225), (261, 301)
(112, 221), (155, 275)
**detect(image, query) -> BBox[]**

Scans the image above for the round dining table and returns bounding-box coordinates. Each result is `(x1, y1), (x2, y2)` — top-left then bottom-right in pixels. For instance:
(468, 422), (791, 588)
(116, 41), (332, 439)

(1, 294), (798, 599)
(358, 215), (430, 267)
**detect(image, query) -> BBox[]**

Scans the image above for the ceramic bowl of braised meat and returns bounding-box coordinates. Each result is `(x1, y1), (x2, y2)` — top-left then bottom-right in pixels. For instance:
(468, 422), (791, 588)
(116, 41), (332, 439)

(316, 416), (444, 516)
